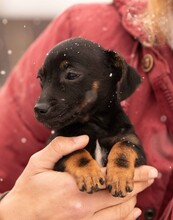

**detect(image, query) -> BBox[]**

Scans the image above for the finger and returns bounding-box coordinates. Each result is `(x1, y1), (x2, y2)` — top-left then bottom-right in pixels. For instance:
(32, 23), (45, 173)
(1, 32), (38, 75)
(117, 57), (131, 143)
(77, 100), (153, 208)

(134, 165), (158, 182)
(86, 173), (154, 213)
(91, 196), (137, 220)
(27, 135), (89, 171)
(101, 166), (158, 182)
(124, 208), (142, 220)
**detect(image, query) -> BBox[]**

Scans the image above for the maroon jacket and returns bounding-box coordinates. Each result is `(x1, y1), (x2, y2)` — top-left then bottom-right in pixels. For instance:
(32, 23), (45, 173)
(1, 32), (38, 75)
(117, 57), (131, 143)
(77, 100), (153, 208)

(0, 0), (172, 219)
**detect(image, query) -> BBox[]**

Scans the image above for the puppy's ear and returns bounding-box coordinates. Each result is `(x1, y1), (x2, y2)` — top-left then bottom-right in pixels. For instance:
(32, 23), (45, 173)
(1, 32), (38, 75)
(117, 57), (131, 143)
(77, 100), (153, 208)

(107, 51), (141, 101)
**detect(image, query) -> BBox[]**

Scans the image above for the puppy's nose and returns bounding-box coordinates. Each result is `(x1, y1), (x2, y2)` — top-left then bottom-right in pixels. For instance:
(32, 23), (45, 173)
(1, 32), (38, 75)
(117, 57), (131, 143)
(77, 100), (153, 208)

(34, 103), (50, 115)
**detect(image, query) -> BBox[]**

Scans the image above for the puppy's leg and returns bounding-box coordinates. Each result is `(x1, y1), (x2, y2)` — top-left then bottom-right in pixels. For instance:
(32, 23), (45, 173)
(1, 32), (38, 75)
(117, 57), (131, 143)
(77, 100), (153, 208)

(56, 149), (105, 193)
(106, 135), (143, 197)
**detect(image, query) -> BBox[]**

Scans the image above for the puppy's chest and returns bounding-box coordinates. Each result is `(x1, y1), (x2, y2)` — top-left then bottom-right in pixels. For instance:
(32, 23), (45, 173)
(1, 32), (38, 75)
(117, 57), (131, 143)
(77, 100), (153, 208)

(94, 140), (108, 168)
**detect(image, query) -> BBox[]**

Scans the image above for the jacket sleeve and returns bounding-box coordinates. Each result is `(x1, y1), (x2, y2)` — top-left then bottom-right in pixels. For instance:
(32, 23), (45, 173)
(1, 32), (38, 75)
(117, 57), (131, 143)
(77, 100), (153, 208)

(0, 7), (73, 192)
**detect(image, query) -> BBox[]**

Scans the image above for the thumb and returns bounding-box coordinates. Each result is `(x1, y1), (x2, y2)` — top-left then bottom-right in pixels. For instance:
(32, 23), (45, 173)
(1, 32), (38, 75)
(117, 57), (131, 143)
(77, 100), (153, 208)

(26, 135), (89, 172)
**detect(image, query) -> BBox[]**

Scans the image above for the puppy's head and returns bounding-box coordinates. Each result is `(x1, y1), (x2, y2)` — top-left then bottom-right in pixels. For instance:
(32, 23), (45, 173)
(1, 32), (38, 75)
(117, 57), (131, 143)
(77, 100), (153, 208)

(34, 37), (141, 129)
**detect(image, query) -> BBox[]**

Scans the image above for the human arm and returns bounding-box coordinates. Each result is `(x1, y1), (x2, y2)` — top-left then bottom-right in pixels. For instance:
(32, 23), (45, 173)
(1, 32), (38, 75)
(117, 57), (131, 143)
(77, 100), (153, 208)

(0, 135), (158, 220)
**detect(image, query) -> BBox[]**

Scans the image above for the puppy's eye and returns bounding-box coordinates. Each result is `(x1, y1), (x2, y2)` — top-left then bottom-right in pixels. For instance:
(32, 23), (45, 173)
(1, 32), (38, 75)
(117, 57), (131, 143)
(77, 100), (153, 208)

(66, 72), (80, 80)
(37, 68), (44, 88)
(37, 68), (43, 79)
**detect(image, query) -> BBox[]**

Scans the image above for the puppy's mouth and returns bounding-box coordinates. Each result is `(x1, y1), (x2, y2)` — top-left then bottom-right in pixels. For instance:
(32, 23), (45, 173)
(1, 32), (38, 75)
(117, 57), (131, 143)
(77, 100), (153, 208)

(35, 106), (85, 129)
(35, 89), (98, 129)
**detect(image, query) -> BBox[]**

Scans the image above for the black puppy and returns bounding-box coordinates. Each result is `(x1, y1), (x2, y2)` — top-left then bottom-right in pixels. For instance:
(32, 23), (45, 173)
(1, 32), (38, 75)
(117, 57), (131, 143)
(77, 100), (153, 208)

(34, 37), (146, 197)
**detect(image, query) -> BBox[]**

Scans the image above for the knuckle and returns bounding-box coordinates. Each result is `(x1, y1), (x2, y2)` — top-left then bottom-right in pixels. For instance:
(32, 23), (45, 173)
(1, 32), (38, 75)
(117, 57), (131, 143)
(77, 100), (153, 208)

(51, 136), (75, 155)
(51, 138), (63, 154)
(46, 137), (64, 157)
(51, 136), (66, 152)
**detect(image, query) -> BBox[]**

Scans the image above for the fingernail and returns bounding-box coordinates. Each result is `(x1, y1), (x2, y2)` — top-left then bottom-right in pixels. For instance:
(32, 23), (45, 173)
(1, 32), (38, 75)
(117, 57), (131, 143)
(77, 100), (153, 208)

(149, 168), (158, 178)
(134, 209), (142, 219)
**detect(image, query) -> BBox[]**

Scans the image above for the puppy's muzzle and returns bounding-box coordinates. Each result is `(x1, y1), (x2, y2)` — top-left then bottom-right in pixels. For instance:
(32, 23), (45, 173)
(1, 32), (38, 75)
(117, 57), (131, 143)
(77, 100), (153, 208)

(34, 103), (51, 115)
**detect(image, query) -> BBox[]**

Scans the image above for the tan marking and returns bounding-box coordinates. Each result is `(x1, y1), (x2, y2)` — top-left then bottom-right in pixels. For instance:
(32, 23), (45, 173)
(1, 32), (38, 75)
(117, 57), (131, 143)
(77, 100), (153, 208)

(80, 81), (99, 111)
(59, 60), (69, 70)
(92, 81), (100, 91)
(65, 149), (105, 193)
(106, 142), (137, 197)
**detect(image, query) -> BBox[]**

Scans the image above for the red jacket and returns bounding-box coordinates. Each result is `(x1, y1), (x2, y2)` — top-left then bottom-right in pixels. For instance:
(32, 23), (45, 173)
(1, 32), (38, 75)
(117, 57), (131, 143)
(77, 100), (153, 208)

(0, 0), (172, 219)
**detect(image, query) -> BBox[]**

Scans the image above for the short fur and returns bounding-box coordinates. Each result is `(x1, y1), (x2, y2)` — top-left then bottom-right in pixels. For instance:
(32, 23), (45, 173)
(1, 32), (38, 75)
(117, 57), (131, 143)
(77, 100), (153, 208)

(34, 37), (146, 197)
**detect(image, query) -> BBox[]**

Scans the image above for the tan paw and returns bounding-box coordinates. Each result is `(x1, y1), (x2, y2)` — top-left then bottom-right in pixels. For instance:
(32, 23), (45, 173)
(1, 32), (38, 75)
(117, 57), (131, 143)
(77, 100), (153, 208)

(106, 167), (134, 197)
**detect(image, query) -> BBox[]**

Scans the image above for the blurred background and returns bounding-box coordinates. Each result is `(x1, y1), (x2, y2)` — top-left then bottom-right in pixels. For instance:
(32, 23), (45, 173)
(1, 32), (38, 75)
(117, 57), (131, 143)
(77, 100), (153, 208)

(0, 0), (112, 86)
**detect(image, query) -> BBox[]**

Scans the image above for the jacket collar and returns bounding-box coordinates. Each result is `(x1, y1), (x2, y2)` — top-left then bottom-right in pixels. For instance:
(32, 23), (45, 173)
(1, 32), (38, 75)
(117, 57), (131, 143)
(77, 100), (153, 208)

(114, 0), (149, 46)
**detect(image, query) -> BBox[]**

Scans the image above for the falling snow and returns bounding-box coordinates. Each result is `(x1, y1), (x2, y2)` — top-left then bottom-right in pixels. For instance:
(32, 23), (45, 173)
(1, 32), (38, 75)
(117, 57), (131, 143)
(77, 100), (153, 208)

(51, 130), (55, 134)
(0, 70), (6, 75)
(102, 27), (108, 32)
(7, 50), (12, 55)
(130, 53), (135, 59)
(160, 115), (167, 123)
(157, 172), (162, 179)
(2, 18), (8, 25)
(21, 137), (27, 144)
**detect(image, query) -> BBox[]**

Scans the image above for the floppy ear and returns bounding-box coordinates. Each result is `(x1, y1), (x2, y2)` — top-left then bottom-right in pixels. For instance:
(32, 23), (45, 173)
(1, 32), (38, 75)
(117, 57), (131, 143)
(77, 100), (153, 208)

(107, 51), (141, 101)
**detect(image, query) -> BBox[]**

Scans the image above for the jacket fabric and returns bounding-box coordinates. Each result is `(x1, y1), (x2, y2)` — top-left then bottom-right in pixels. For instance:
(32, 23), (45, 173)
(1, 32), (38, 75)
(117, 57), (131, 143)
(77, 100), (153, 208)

(0, 0), (172, 219)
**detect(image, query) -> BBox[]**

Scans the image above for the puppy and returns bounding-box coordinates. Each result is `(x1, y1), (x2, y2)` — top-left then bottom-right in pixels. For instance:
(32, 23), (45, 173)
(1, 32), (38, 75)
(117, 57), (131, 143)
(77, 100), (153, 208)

(34, 37), (146, 197)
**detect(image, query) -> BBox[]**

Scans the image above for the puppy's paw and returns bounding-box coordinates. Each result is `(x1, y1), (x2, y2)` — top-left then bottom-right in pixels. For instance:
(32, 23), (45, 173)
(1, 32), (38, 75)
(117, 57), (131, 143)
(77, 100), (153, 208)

(64, 149), (105, 193)
(106, 166), (134, 197)
(75, 163), (105, 193)
(106, 141), (138, 197)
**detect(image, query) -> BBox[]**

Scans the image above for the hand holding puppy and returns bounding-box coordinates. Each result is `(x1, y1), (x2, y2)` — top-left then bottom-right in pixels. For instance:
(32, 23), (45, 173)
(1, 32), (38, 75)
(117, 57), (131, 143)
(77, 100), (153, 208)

(0, 136), (158, 220)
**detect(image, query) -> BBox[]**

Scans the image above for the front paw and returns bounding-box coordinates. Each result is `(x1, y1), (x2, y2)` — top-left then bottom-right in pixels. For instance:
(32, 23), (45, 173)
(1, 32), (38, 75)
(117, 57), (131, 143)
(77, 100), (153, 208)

(75, 162), (105, 193)
(106, 141), (138, 197)
(106, 166), (134, 197)
(64, 149), (105, 193)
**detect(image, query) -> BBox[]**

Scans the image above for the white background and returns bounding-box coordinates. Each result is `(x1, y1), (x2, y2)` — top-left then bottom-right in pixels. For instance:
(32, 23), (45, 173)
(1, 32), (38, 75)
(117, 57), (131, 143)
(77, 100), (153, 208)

(0, 0), (112, 19)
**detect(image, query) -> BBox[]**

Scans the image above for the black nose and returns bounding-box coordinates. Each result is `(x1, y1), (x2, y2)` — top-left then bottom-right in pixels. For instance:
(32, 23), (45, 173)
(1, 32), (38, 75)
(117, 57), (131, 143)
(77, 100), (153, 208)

(34, 103), (50, 115)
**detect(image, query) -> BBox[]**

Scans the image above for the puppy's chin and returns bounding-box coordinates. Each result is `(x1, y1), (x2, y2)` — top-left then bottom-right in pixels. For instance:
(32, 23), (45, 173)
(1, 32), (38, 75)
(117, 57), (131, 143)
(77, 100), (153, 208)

(37, 111), (81, 130)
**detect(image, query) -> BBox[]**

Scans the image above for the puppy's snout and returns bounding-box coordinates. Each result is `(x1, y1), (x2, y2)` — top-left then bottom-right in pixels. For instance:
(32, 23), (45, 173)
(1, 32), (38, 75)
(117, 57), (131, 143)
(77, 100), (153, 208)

(34, 103), (50, 115)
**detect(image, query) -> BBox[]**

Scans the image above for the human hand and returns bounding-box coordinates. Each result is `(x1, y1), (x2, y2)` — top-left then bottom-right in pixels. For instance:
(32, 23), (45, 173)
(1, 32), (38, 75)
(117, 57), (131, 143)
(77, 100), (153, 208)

(0, 136), (158, 220)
